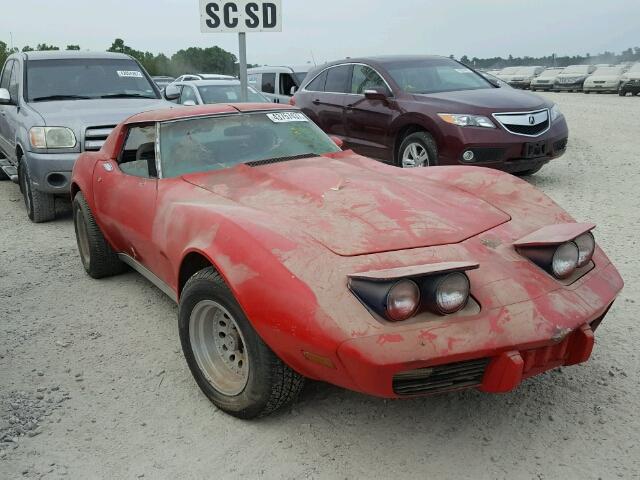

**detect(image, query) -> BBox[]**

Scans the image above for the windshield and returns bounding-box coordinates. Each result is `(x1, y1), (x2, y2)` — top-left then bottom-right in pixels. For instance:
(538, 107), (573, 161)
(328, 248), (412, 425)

(629, 64), (640, 72)
(516, 67), (540, 75)
(197, 85), (268, 104)
(159, 111), (340, 177)
(594, 67), (623, 75)
(294, 72), (308, 84)
(501, 67), (520, 74)
(26, 58), (158, 101)
(386, 59), (492, 94)
(563, 65), (591, 74)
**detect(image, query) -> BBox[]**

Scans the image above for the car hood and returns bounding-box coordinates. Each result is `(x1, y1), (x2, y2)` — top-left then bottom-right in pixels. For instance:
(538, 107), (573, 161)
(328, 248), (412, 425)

(183, 154), (510, 256)
(412, 87), (547, 111)
(27, 98), (171, 129)
(622, 72), (640, 80)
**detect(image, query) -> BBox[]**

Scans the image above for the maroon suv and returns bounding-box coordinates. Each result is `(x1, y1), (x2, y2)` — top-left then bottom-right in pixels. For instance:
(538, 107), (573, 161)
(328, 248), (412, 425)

(291, 55), (569, 175)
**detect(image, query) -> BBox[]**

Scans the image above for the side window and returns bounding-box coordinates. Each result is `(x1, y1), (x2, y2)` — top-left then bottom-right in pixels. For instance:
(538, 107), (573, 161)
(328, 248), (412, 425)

(261, 73), (275, 94)
(179, 86), (198, 105)
(279, 73), (297, 96)
(248, 74), (259, 87)
(351, 65), (388, 95)
(119, 125), (157, 178)
(9, 61), (20, 101)
(325, 65), (352, 93)
(0, 60), (13, 90)
(305, 70), (327, 92)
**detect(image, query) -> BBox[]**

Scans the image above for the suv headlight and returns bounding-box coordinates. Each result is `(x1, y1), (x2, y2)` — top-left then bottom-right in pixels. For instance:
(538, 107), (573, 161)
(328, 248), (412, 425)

(29, 127), (77, 149)
(438, 113), (496, 128)
(550, 104), (562, 122)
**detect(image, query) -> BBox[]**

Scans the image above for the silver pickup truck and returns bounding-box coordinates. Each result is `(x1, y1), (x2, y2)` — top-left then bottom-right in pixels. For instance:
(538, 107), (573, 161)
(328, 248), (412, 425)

(0, 51), (170, 222)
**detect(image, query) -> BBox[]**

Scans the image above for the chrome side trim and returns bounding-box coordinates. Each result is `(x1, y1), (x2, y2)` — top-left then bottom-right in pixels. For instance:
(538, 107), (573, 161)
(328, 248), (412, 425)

(117, 253), (177, 303)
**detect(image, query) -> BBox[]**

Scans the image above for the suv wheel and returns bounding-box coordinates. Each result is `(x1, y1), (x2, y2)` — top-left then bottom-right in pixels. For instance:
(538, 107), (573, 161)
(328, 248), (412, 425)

(397, 132), (438, 168)
(618, 89), (626, 97)
(20, 162), (56, 223)
(179, 267), (305, 419)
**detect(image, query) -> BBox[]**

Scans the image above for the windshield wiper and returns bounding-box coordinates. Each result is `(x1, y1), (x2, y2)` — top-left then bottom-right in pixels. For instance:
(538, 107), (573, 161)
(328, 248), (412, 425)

(246, 153), (318, 167)
(31, 94), (92, 102)
(100, 93), (157, 99)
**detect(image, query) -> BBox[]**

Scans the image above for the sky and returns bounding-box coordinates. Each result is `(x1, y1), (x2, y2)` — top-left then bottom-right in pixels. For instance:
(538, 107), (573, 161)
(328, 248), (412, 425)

(3, 0), (639, 65)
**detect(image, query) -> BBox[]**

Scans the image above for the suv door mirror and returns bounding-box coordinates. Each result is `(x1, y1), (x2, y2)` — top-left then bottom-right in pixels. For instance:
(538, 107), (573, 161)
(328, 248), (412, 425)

(0, 88), (11, 105)
(164, 84), (180, 101)
(290, 86), (297, 96)
(364, 89), (389, 101)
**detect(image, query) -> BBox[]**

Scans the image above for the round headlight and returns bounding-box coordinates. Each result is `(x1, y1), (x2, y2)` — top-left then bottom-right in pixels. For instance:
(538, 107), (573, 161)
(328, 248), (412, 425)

(435, 272), (470, 315)
(386, 280), (420, 321)
(551, 242), (579, 279)
(574, 232), (595, 267)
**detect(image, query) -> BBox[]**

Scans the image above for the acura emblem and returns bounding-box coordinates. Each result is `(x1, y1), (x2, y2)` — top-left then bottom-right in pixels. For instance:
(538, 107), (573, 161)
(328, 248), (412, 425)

(528, 115), (535, 125)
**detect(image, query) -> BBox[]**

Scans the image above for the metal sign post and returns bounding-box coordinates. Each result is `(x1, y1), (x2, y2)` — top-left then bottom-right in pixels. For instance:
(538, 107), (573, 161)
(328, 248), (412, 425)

(199, 1), (282, 102)
(238, 32), (248, 101)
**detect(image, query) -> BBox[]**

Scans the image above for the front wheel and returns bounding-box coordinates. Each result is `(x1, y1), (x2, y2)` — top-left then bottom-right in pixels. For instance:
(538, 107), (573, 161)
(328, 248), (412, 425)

(397, 131), (438, 168)
(618, 89), (626, 97)
(179, 267), (305, 419)
(515, 165), (544, 176)
(20, 162), (55, 223)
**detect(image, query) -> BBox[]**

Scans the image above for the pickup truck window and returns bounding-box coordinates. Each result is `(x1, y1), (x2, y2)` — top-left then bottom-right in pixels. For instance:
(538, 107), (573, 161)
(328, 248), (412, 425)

(26, 58), (159, 102)
(0, 60), (13, 90)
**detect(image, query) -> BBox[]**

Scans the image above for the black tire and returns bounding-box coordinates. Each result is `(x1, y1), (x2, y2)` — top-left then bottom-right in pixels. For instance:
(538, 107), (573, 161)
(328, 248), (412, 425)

(0, 152), (8, 181)
(515, 165), (544, 176)
(72, 191), (126, 279)
(396, 131), (438, 168)
(179, 267), (305, 419)
(618, 89), (626, 97)
(20, 161), (55, 223)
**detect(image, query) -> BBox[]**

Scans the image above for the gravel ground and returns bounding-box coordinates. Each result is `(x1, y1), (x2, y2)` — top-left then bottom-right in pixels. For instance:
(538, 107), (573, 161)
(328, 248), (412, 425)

(1, 92), (638, 479)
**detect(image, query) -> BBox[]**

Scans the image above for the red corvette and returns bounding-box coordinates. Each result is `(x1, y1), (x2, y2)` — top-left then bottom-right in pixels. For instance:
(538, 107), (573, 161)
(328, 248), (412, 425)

(70, 104), (623, 418)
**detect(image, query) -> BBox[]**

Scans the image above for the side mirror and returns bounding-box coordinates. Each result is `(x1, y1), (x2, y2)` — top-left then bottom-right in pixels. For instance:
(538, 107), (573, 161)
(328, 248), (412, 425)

(364, 89), (389, 102)
(164, 84), (180, 101)
(330, 135), (344, 149)
(182, 100), (197, 106)
(0, 88), (11, 105)
(289, 86), (297, 96)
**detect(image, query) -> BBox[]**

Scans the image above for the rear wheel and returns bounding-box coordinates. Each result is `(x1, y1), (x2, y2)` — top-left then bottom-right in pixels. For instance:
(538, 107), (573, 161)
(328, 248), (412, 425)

(20, 161), (55, 223)
(397, 131), (438, 168)
(73, 192), (126, 278)
(179, 267), (305, 419)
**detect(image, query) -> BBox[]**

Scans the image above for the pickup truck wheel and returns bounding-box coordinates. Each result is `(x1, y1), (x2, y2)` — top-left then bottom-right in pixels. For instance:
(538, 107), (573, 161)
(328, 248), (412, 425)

(179, 267), (305, 419)
(20, 162), (55, 223)
(397, 132), (438, 168)
(72, 192), (125, 278)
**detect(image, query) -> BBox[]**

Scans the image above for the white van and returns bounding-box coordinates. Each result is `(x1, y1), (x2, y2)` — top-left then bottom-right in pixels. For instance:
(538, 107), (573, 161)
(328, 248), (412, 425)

(247, 65), (313, 103)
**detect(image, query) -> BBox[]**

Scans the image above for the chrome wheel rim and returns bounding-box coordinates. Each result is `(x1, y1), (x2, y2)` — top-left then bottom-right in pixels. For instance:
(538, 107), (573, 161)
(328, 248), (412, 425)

(74, 208), (91, 269)
(402, 142), (430, 168)
(189, 300), (249, 396)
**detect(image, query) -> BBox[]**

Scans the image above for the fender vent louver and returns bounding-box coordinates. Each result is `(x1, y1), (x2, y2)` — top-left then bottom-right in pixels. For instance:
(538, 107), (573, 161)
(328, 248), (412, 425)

(246, 153), (317, 167)
(393, 358), (489, 396)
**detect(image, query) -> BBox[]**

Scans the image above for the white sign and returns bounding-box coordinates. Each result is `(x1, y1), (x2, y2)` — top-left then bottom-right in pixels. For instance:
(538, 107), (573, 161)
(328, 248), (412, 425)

(266, 112), (308, 123)
(117, 70), (143, 78)
(199, 0), (282, 33)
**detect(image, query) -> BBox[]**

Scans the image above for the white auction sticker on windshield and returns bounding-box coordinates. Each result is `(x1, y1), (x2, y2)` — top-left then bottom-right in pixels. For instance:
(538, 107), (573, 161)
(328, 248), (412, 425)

(117, 70), (143, 78)
(266, 112), (308, 123)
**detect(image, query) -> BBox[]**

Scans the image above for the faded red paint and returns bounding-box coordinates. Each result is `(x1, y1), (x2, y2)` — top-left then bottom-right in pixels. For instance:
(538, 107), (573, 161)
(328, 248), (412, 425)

(71, 104), (623, 399)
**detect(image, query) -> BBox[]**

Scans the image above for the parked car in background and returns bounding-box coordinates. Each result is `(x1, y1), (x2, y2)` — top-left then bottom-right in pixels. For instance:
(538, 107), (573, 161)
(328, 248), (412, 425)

(509, 66), (544, 89)
(496, 66), (521, 83)
(583, 66), (627, 93)
(70, 103), (622, 419)
(619, 63), (640, 96)
(0, 51), (169, 222)
(530, 68), (565, 91)
(479, 71), (512, 88)
(292, 55), (569, 176)
(554, 65), (597, 92)
(152, 76), (175, 90)
(164, 79), (269, 105)
(247, 65), (313, 103)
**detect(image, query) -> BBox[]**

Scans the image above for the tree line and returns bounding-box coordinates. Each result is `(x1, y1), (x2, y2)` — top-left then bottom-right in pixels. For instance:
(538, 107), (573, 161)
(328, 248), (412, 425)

(1, 38), (639, 75)
(0, 38), (246, 77)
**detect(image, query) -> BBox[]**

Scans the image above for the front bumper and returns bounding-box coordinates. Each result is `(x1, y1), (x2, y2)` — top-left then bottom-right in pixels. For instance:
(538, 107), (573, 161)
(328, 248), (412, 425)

(508, 80), (532, 89)
(437, 116), (569, 173)
(531, 82), (554, 90)
(583, 84), (619, 92)
(336, 260), (622, 398)
(24, 151), (79, 194)
(553, 81), (585, 91)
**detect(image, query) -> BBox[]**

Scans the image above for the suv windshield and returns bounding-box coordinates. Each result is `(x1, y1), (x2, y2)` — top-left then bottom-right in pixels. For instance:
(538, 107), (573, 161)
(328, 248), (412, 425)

(26, 58), (159, 102)
(159, 111), (340, 177)
(197, 85), (267, 103)
(385, 59), (492, 94)
(563, 65), (591, 74)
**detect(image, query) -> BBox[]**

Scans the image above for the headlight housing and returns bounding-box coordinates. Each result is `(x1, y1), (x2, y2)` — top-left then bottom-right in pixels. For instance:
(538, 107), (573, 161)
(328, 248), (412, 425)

(438, 113), (496, 129)
(29, 127), (76, 149)
(551, 242), (579, 279)
(550, 104), (562, 122)
(349, 271), (472, 321)
(574, 232), (595, 267)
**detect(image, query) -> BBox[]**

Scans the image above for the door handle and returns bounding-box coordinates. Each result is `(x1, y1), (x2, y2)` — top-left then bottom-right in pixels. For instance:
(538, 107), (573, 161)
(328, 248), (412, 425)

(312, 99), (320, 105)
